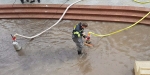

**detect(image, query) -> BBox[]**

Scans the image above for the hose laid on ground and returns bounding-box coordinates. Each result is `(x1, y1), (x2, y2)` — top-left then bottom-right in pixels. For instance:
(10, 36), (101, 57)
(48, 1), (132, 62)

(133, 0), (150, 4)
(89, 0), (150, 37)
(89, 12), (150, 37)
(14, 0), (82, 39)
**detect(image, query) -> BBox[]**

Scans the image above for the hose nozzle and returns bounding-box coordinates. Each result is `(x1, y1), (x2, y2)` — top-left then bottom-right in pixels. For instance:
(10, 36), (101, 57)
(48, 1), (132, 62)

(11, 34), (16, 41)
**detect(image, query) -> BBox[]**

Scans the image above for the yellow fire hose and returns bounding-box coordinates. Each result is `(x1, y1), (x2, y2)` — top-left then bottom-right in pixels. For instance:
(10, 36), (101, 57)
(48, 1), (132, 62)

(133, 0), (150, 4)
(14, 0), (150, 39)
(89, 0), (150, 37)
(89, 12), (150, 37)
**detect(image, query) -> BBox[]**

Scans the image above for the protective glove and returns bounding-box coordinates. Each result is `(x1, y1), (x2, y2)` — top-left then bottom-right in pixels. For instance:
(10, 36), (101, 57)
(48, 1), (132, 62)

(83, 35), (87, 38)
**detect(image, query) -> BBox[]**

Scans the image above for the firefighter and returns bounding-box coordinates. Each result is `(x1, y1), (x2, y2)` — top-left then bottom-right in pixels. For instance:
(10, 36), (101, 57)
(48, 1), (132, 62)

(72, 22), (88, 55)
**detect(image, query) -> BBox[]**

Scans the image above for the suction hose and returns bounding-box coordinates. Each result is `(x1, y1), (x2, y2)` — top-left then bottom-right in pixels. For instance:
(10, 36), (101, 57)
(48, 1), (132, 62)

(14, 0), (82, 39)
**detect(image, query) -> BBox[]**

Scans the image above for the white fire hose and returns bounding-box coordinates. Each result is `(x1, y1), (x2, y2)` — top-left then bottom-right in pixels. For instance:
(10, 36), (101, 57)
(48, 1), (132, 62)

(14, 0), (82, 39)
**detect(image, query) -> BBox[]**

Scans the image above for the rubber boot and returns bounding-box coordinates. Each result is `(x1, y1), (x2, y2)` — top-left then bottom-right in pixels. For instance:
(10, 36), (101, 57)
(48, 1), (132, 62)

(20, 0), (24, 4)
(78, 50), (83, 55)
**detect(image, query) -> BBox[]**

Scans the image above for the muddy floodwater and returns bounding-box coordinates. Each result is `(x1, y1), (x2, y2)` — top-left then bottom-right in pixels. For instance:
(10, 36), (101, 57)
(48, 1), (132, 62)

(0, 19), (150, 75)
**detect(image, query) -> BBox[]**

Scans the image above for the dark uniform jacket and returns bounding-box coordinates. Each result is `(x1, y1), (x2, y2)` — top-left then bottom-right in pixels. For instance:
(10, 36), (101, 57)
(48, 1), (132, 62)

(72, 22), (84, 38)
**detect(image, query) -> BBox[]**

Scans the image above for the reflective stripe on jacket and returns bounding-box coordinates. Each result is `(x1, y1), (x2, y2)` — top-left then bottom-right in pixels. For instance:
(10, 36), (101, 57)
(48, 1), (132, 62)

(72, 22), (84, 37)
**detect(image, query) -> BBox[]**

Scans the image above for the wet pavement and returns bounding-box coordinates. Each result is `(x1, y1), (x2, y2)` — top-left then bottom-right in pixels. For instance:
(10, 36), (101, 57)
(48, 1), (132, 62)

(0, 19), (150, 75)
